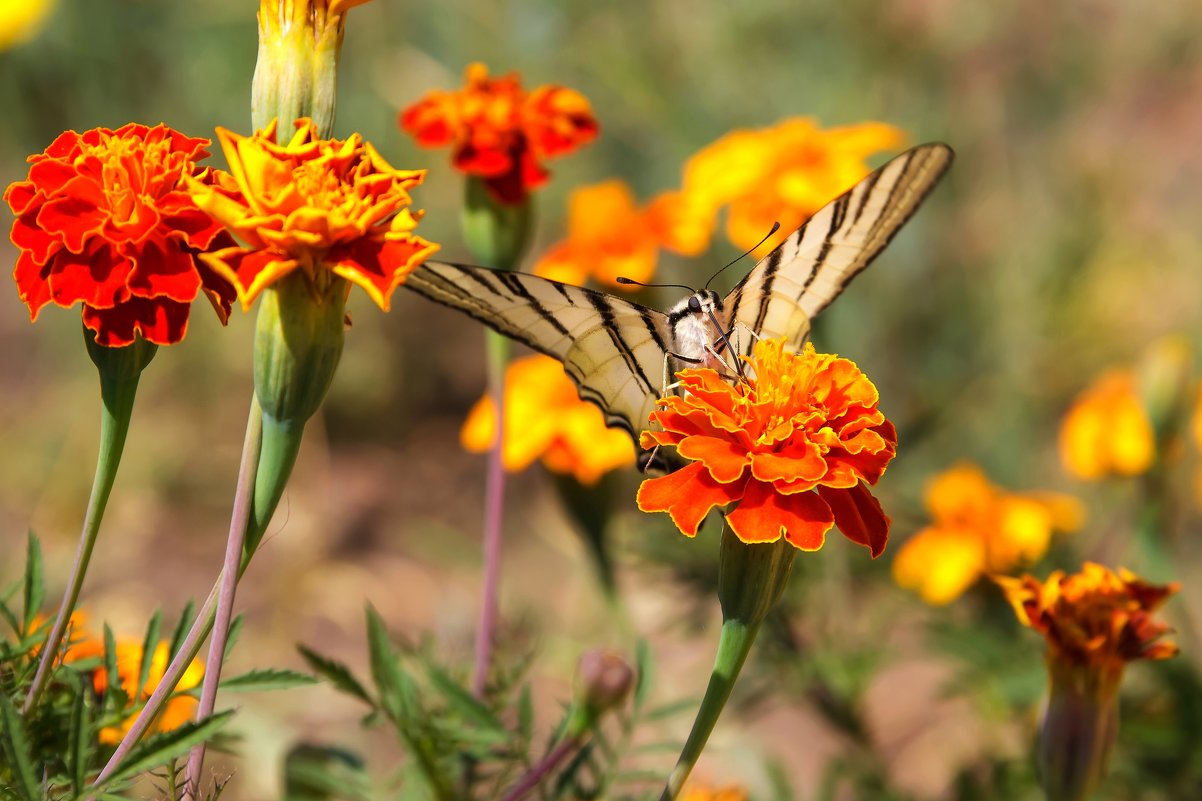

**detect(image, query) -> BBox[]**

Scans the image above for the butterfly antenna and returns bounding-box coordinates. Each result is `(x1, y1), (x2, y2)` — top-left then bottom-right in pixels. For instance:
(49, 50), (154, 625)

(703, 221), (781, 290)
(615, 276), (696, 293)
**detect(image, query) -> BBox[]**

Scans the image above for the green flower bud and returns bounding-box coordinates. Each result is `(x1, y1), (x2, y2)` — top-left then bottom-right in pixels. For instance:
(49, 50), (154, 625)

(717, 526), (797, 627)
(462, 175), (532, 272)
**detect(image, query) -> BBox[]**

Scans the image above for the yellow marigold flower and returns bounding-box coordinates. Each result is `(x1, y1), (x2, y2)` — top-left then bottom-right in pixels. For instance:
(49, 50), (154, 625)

(188, 118), (439, 310)
(461, 354), (634, 485)
(0, 0), (55, 51)
(892, 463), (1083, 605)
(59, 633), (204, 745)
(533, 180), (661, 289)
(680, 118), (905, 256)
(996, 563), (1177, 801)
(1059, 369), (1155, 480)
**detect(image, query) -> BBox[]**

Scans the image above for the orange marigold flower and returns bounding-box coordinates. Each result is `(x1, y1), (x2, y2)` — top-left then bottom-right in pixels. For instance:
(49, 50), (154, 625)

(5, 124), (237, 346)
(400, 62), (598, 205)
(637, 338), (896, 556)
(680, 118), (905, 256)
(55, 630), (203, 745)
(892, 463), (1083, 605)
(533, 180), (661, 290)
(1059, 369), (1155, 480)
(187, 118), (439, 310)
(997, 562), (1179, 671)
(461, 354), (634, 485)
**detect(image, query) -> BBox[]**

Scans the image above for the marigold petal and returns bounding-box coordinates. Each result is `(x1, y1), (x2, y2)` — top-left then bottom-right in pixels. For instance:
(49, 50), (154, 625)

(816, 483), (890, 557)
(37, 177), (107, 253)
(47, 243), (130, 309)
(751, 445), (827, 489)
(726, 480), (834, 549)
(13, 249), (52, 319)
(677, 435), (750, 483)
(125, 237), (203, 302)
(200, 247), (299, 309)
(637, 463), (738, 536)
(327, 234), (440, 311)
(894, 526), (986, 605)
(83, 296), (190, 347)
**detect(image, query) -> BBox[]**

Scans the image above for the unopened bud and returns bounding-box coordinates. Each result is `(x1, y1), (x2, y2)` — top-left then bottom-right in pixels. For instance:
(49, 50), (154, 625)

(572, 648), (634, 732)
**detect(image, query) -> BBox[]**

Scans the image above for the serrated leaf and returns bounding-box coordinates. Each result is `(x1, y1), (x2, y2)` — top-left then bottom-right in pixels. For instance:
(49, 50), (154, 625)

(168, 600), (195, 661)
(427, 665), (506, 734)
(0, 597), (21, 638)
(97, 709), (234, 787)
(136, 610), (163, 700)
(365, 605), (407, 718)
(0, 691), (40, 801)
(219, 668), (317, 692)
(297, 645), (374, 707)
(22, 532), (43, 633)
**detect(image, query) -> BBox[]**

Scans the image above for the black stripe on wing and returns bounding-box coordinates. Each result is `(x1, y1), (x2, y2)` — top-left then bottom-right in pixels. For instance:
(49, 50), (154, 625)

(725, 142), (954, 352)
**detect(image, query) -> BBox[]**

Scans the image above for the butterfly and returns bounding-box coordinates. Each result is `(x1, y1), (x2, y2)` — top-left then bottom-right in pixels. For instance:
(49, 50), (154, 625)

(405, 143), (953, 467)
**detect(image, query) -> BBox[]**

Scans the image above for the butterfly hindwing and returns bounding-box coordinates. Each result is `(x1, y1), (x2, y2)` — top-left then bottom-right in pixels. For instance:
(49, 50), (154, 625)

(405, 261), (672, 439)
(724, 142), (954, 354)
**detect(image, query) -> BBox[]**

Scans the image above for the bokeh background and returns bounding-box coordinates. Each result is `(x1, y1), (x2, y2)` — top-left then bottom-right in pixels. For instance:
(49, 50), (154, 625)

(4, 1), (1202, 798)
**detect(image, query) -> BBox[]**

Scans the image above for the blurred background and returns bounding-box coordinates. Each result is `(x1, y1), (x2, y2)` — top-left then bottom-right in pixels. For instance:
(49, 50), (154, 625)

(3, 1), (1202, 798)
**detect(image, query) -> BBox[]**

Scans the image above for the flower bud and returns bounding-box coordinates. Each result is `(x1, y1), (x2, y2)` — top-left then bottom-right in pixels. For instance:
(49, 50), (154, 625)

(569, 648), (634, 735)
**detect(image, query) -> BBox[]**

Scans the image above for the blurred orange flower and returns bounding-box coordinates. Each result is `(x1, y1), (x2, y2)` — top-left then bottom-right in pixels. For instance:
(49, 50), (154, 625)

(533, 181), (661, 289)
(1060, 369), (1154, 480)
(188, 118), (439, 310)
(681, 784), (748, 801)
(678, 118), (905, 256)
(637, 338), (896, 556)
(5, 124), (237, 345)
(892, 463), (1083, 605)
(400, 63), (598, 205)
(58, 630), (204, 745)
(461, 354), (634, 485)
(997, 562), (1178, 674)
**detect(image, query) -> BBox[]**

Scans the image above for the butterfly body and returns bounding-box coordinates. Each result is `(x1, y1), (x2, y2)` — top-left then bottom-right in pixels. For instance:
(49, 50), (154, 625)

(404, 143), (954, 464)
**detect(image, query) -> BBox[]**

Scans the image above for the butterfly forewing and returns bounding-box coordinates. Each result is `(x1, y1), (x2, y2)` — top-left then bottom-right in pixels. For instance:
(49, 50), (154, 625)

(405, 261), (672, 439)
(723, 142), (954, 355)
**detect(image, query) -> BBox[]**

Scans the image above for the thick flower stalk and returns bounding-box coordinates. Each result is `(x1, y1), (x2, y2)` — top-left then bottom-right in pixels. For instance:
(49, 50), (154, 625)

(638, 338), (896, 800)
(5, 124), (234, 712)
(252, 0), (372, 136)
(892, 463), (1083, 605)
(402, 63), (597, 697)
(997, 563), (1179, 801)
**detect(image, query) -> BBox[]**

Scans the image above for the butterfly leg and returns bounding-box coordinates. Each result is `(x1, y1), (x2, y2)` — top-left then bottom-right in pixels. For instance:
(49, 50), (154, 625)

(662, 351), (702, 395)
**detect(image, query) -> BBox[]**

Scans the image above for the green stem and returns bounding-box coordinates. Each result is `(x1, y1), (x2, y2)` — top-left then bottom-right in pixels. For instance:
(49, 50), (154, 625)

(23, 339), (151, 712)
(659, 619), (760, 801)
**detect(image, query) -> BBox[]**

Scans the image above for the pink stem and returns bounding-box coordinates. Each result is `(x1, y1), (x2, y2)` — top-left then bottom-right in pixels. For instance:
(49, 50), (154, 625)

(473, 330), (509, 698)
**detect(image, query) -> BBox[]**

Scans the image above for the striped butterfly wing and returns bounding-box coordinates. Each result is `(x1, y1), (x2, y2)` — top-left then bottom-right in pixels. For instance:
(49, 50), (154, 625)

(404, 261), (672, 440)
(724, 143), (954, 355)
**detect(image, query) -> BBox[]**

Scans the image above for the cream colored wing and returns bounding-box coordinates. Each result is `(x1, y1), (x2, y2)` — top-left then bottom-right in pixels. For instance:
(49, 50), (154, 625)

(404, 261), (673, 441)
(724, 143), (954, 354)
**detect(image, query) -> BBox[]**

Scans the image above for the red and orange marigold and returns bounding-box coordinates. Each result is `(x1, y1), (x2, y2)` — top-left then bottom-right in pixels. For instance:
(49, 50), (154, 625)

(637, 338), (896, 556)
(5, 124), (237, 346)
(400, 62), (598, 205)
(187, 118), (439, 310)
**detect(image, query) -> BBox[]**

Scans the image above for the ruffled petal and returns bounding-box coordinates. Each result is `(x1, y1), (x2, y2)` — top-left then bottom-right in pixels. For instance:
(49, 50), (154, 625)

(637, 463), (740, 536)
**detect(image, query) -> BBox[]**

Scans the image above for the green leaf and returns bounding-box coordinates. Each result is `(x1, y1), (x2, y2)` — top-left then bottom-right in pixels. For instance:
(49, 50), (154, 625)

(517, 684), (534, 741)
(102, 624), (128, 710)
(427, 665), (506, 734)
(168, 600), (195, 661)
(67, 671), (92, 797)
(297, 645), (374, 707)
(224, 613), (245, 658)
(365, 605), (406, 718)
(22, 532), (43, 633)
(0, 690), (40, 801)
(219, 668), (317, 693)
(0, 597), (21, 638)
(633, 638), (652, 712)
(284, 744), (371, 801)
(96, 710), (234, 787)
(136, 609), (163, 701)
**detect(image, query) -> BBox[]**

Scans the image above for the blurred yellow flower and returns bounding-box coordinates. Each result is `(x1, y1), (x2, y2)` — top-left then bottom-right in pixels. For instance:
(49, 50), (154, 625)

(679, 118), (906, 256)
(461, 354), (634, 485)
(61, 633), (204, 745)
(893, 463), (1083, 605)
(1059, 369), (1155, 480)
(533, 181), (662, 289)
(0, 0), (56, 51)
